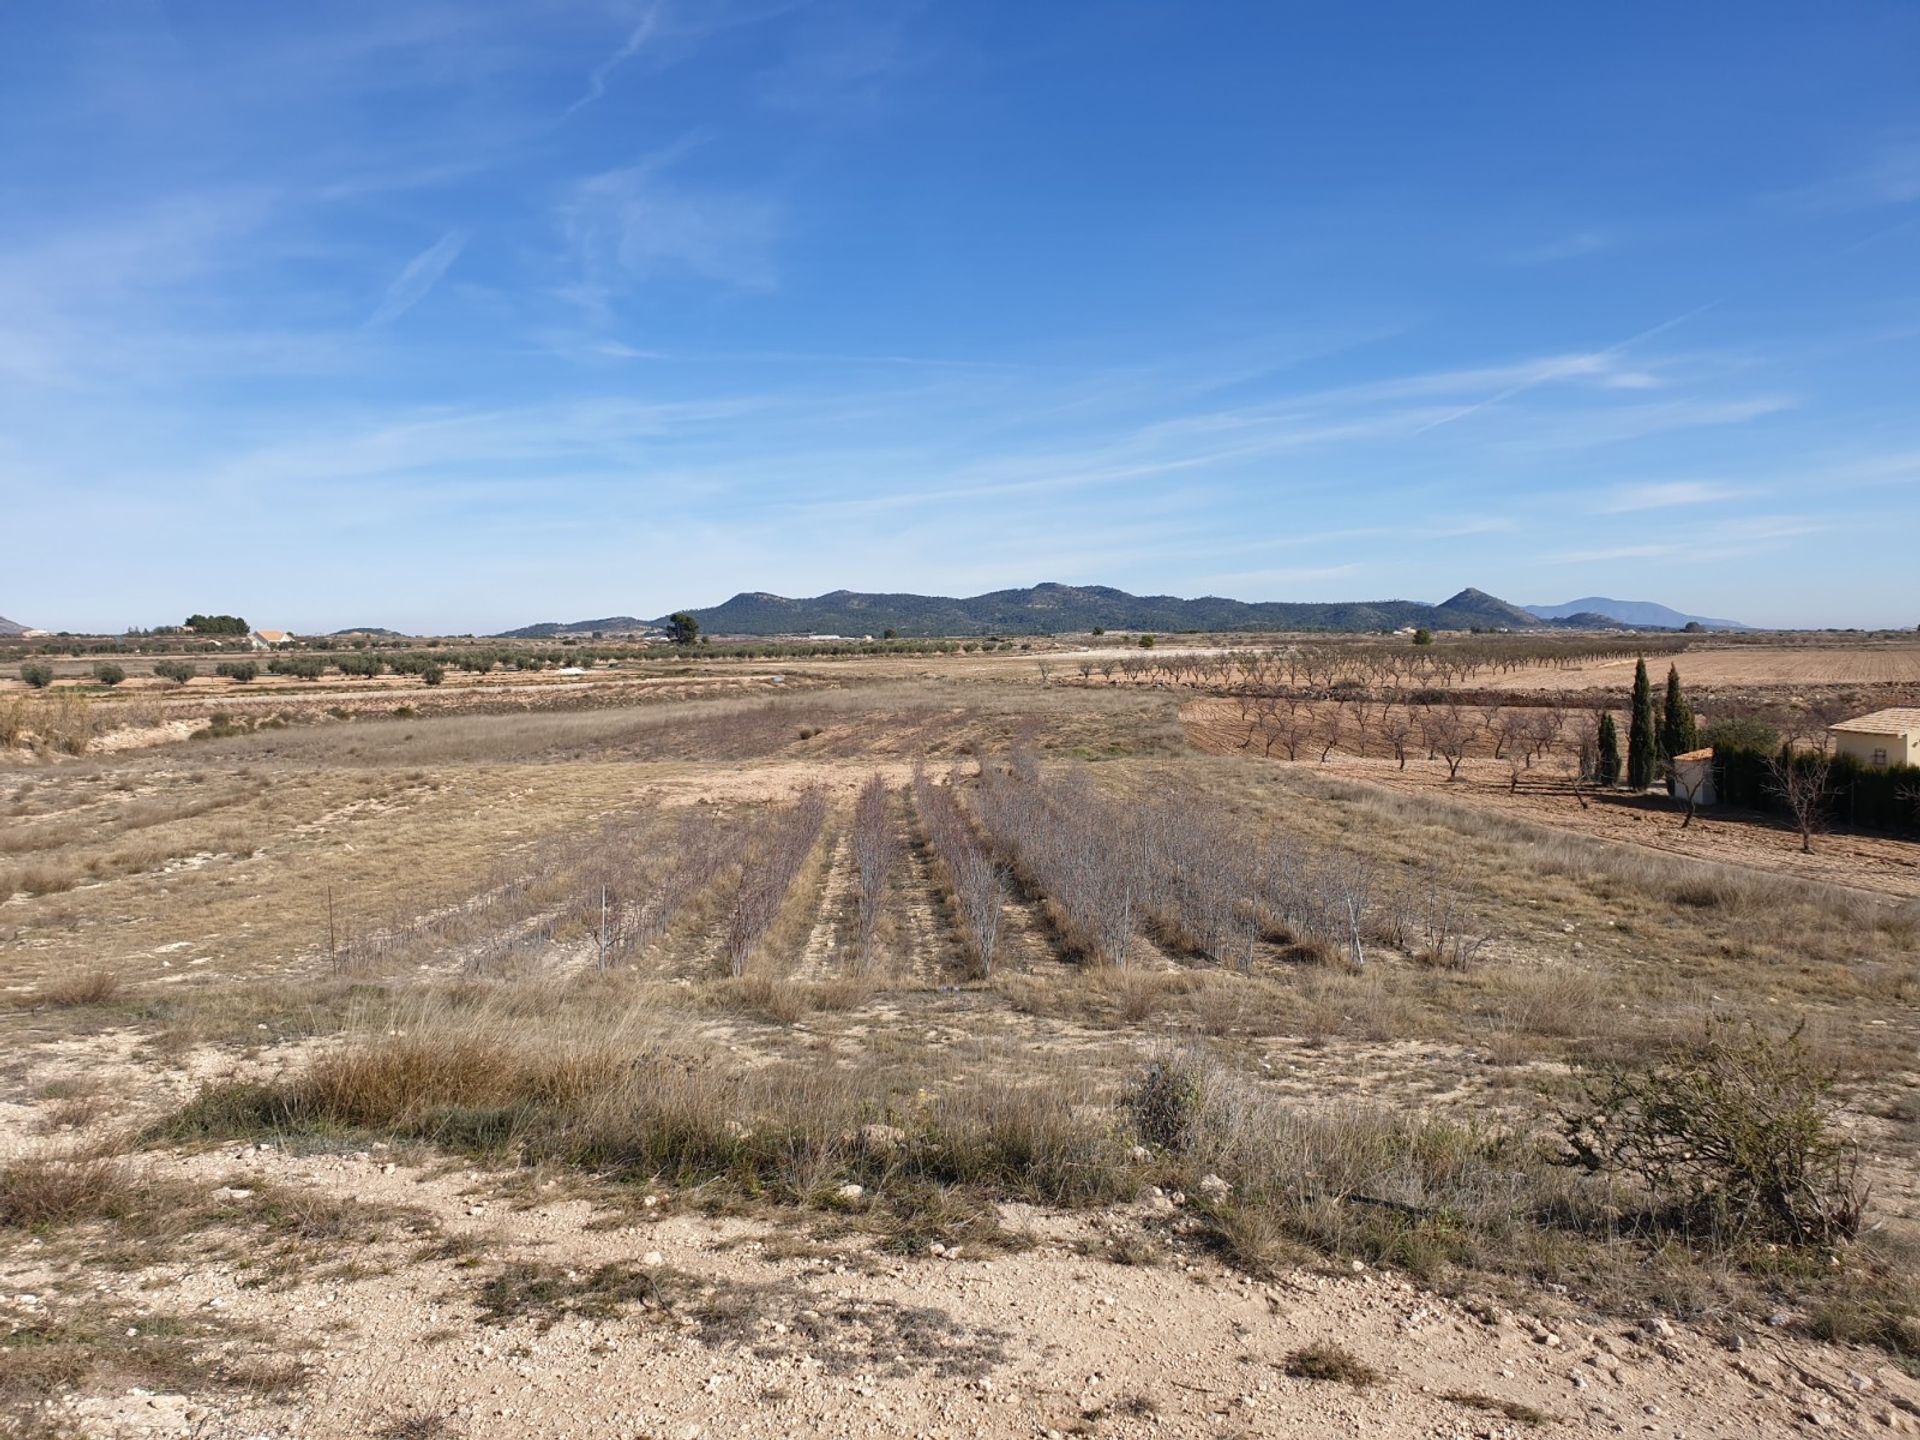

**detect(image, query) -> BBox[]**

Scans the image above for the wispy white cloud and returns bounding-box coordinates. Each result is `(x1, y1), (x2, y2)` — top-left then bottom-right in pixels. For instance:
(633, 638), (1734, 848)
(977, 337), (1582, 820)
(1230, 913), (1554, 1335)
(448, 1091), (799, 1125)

(565, 0), (669, 118)
(366, 229), (468, 327)
(1593, 480), (1748, 513)
(1186, 563), (1365, 593)
(1409, 302), (1720, 435)
(1506, 230), (1614, 264)
(756, 2), (914, 114)
(1500, 396), (1792, 451)
(1548, 515), (1831, 564)
(1787, 132), (1920, 211)
(561, 151), (781, 294)
(1431, 515), (1518, 537)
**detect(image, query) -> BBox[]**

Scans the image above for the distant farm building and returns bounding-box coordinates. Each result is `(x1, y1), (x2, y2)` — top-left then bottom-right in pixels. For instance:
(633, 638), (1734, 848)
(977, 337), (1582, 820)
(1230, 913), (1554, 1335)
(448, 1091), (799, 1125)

(1669, 748), (1716, 806)
(249, 629), (294, 650)
(1829, 709), (1920, 769)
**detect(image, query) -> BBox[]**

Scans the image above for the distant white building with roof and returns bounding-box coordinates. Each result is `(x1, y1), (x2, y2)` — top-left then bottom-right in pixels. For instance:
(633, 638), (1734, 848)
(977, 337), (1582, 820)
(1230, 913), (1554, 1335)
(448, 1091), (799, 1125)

(1829, 709), (1920, 769)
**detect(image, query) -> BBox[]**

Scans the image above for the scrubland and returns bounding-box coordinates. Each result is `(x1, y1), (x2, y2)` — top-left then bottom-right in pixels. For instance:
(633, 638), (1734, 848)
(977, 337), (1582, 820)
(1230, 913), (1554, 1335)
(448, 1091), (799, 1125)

(3, 645), (1919, 1437)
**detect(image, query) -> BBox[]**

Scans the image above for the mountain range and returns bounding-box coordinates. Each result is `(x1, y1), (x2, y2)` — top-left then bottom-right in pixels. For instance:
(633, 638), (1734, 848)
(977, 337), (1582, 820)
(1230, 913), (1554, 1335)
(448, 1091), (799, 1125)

(496, 584), (1743, 639)
(1523, 597), (1748, 631)
(496, 615), (658, 639)
(0, 615), (30, 637)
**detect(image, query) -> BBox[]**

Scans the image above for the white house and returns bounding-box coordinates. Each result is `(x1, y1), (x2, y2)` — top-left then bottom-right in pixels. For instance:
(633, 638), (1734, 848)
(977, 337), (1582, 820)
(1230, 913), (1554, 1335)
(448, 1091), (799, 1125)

(1829, 708), (1920, 769)
(248, 629), (294, 650)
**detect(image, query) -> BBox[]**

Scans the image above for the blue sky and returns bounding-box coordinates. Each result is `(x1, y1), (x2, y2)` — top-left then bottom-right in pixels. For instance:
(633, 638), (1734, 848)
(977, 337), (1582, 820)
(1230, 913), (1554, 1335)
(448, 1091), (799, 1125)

(3, 3), (1917, 633)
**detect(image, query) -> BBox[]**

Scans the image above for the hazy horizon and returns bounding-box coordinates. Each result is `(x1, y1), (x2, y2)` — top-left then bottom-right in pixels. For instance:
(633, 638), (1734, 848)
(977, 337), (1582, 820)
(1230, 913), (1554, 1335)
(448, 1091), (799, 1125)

(4, 4), (1917, 633)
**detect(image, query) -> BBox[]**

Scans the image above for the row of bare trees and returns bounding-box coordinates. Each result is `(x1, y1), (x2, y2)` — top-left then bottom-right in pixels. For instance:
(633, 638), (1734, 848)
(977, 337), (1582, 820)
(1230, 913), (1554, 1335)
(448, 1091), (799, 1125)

(1054, 634), (1689, 695)
(970, 754), (1488, 972)
(974, 754), (1137, 967)
(1227, 694), (1577, 781)
(324, 805), (767, 977)
(724, 789), (830, 977)
(911, 762), (1007, 976)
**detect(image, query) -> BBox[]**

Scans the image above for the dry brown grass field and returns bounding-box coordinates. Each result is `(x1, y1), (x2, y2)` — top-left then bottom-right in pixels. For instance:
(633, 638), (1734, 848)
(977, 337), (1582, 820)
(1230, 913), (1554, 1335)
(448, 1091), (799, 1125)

(4, 640), (1920, 1438)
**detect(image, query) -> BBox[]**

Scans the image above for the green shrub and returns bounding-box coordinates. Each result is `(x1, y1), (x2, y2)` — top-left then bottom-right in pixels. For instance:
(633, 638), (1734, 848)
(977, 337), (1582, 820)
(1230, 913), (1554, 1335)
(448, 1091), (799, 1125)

(1563, 1024), (1867, 1247)
(1125, 1053), (1208, 1152)
(1703, 715), (1778, 753)
(19, 662), (53, 689)
(153, 660), (196, 685)
(420, 664), (444, 686)
(91, 662), (126, 686)
(214, 661), (258, 683)
(190, 713), (248, 740)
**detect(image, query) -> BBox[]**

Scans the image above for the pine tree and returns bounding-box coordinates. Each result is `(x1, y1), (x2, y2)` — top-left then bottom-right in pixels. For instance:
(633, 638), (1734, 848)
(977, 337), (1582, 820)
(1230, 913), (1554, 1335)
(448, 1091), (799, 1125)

(1627, 658), (1658, 789)
(1660, 664), (1697, 762)
(1595, 712), (1621, 786)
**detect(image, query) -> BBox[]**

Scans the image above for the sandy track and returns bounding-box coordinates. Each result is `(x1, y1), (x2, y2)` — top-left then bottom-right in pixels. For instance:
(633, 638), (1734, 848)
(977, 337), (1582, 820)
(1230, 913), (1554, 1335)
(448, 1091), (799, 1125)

(793, 830), (858, 981)
(9, 1138), (1915, 1439)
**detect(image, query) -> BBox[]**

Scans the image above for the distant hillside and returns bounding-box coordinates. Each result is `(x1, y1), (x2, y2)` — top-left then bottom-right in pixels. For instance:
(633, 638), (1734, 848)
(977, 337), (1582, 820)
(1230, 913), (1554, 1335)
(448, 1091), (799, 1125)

(329, 627), (404, 638)
(1525, 597), (1749, 631)
(496, 615), (659, 639)
(538, 583), (1568, 638)
(0, 615), (27, 637)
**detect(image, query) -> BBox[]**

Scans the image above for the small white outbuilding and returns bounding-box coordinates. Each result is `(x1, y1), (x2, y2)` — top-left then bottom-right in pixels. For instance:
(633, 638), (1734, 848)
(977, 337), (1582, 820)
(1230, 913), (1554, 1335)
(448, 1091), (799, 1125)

(1670, 747), (1716, 807)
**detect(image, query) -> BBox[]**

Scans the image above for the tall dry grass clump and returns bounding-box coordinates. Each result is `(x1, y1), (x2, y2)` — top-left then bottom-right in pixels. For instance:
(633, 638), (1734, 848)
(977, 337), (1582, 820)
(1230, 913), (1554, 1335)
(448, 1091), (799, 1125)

(162, 992), (1138, 1209)
(0, 691), (98, 755)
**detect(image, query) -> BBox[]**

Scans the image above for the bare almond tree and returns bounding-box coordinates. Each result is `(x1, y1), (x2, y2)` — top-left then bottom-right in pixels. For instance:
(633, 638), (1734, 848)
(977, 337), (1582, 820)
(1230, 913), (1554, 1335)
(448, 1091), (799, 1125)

(1671, 756), (1713, 830)
(1378, 704), (1415, 770)
(1268, 700), (1310, 760)
(1318, 703), (1344, 763)
(1429, 704), (1474, 781)
(1766, 742), (1833, 854)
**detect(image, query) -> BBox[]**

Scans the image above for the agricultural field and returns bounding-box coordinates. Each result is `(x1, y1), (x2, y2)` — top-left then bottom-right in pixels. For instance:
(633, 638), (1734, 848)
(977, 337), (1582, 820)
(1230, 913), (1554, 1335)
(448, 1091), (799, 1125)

(4, 642), (1920, 1438)
(1486, 643), (1920, 693)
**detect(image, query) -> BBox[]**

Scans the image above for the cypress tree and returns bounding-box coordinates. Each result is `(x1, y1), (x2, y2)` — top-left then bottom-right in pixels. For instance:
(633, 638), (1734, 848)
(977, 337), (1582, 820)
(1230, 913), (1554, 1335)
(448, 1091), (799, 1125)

(1627, 658), (1658, 789)
(1595, 712), (1621, 786)
(1660, 664), (1697, 762)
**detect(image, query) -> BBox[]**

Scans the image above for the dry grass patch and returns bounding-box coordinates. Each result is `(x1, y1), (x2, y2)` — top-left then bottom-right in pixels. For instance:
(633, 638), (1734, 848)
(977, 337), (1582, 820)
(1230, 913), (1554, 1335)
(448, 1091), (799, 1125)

(0, 1154), (145, 1231)
(24, 970), (121, 1009)
(1281, 1342), (1378, 1385)
(475, 1259), (689, 1328)
(0, 1297), (304, 1438)
(0, 1148), (439, 1284)
(703, 973), (873, 1023)
(1441, 1391), (1554, 1425)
